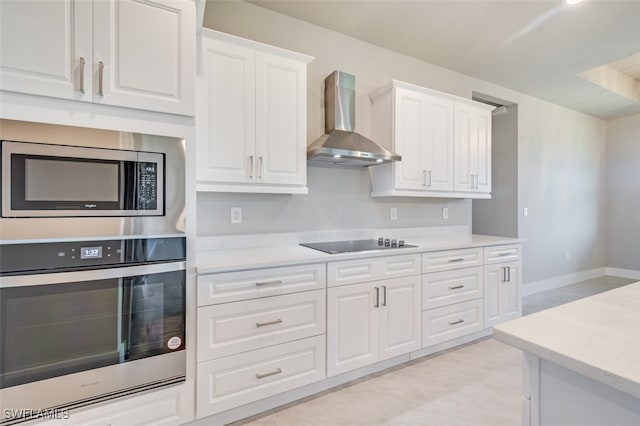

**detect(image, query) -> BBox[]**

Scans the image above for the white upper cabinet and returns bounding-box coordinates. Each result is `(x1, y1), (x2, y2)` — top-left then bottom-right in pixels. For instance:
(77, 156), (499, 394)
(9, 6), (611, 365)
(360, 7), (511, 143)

(196, 29), (313, 194)
(0, 0), (93, 102)
(454, 101), (492, 194)
(0, 0), (195, 116)
(370, 80), (492, 198)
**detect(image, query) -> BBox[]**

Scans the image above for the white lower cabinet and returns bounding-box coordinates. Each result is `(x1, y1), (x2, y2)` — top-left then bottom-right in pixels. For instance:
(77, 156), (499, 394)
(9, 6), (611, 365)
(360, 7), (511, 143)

(422, 299), (484, 347)
(38, 382), (193, 426)
(327, 275), (421, 377)
(196, 264), (327, 418)
(196, 335), (325, 418)
(484, 261), (522, 327)
(197, 289), (325, 360)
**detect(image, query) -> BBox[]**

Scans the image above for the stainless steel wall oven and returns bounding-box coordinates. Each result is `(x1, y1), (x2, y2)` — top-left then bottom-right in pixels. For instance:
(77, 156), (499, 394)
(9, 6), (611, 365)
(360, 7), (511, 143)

(0, 122), (186, 424)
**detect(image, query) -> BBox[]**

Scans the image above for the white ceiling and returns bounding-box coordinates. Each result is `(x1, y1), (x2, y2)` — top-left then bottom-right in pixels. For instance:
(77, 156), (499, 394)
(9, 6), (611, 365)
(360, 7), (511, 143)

(247, 0), (640, 120)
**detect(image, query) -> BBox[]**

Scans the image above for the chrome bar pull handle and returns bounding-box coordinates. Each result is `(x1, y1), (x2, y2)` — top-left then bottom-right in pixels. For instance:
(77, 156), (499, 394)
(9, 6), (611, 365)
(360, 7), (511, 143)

(255, 279), (282, 287)
(382, 285), (387, 307)
(422, 170), (427, 186)
(502, 266), (507, 282)
(256, 368), (282, 379)
(97, 61), (104, 96)
(449, 285), (464, 290)
(249, 155), (254, 178)
(507, 266), (512, 282)
(428, 170), (433, 187)
(258, 156), (263, 180)
(256, 318), (283, 328)
(79, 57), (86, 93)
(374, 286), (379, 308)
(449, 258), (465, 263)
(449, 319), (464, 326)
(498, 252), (512, 257)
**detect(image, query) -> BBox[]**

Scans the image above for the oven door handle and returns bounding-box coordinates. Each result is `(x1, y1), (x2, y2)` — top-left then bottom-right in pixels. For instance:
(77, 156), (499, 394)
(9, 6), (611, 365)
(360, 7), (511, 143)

(0, 261), (186, 288)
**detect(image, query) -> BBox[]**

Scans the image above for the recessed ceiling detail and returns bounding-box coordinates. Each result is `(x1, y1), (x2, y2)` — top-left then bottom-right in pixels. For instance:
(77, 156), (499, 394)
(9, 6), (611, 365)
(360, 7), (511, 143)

(579, 52), (640, 103)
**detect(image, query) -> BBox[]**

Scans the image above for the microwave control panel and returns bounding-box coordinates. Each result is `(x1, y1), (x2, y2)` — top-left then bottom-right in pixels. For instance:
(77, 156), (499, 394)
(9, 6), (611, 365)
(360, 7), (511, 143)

(137, 162), (158, 210)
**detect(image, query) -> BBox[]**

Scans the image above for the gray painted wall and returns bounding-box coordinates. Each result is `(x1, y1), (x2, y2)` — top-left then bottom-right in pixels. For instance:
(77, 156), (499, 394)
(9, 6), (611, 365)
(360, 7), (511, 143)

(201, 1), (610, 285)
(197, 166), (470, 236)
(473, 104), (519, 238)
(606, 114), (640, 271)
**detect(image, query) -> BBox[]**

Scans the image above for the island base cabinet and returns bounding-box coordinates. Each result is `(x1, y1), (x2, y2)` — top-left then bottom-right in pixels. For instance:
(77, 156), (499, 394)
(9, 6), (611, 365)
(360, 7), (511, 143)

(327, 276), (421, 377)
(196, 335), (325, 418)
(484, 261), (522, 327)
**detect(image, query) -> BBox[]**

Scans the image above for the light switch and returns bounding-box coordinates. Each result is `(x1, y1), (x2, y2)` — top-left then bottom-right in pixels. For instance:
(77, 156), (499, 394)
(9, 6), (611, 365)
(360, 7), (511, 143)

(442, 207), (449, 220)
(390, 207), (397, 221)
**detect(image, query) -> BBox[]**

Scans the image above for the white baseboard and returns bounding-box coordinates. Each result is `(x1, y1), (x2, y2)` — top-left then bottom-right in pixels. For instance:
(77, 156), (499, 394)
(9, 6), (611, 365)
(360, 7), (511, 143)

(606, 267), (640, 280)
(523, 266), (640, 296)
(522, 267), (607, 296)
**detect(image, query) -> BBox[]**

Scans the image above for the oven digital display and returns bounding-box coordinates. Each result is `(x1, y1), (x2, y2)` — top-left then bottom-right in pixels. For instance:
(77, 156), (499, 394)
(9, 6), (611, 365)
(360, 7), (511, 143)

(80, 246), (103, 259)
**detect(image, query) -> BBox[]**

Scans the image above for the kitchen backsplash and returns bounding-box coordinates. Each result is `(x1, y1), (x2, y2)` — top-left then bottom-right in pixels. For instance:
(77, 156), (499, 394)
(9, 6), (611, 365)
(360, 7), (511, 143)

(197, 165), (471, 236)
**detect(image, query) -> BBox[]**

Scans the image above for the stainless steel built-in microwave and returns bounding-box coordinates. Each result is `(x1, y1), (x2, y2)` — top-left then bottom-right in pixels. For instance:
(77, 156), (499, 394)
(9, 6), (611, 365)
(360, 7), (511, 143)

(1, 141), (164, 217)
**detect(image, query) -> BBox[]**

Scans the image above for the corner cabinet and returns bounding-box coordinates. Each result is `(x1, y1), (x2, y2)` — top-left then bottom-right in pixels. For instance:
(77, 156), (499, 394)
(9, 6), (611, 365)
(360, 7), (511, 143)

(196, 29), (313, 194)
(370, 80), (493, 199)
(0, 0), (195, 116)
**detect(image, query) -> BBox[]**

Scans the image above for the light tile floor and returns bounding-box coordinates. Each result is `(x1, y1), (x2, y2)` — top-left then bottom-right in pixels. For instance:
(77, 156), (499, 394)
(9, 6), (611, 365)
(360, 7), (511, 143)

(235, 275), (636, 426)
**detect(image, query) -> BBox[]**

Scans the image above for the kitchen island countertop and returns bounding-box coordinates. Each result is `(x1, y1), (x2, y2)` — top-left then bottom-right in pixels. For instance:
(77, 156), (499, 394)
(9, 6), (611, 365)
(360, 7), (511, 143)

(494, 281), (640, 398)
(196, 234), (522, 274)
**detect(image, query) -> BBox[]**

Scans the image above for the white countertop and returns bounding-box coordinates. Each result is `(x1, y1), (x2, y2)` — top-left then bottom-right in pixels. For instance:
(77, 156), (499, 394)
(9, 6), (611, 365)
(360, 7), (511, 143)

(196, 234), (521, 274)
(493, 282), (640, 398)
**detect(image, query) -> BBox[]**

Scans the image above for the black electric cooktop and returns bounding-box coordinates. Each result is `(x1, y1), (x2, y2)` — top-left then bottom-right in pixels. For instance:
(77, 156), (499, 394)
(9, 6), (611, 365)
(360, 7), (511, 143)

(300, 239), (417, 254)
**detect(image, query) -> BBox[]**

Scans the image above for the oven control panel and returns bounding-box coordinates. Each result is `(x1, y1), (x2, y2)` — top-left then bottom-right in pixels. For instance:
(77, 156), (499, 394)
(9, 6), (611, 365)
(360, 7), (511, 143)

(0, 237), (186, 275)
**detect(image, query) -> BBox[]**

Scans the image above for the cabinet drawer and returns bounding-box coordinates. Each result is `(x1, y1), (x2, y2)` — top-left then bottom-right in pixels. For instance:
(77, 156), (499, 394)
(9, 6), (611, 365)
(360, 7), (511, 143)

(484, 244), (521, 264)
(197, 263), (326, 306)
(421, 248), (482, 272)
(422, 299), (483, 347)
(422, 266), (483, 309)
(327, 254), (420, 287)
(196, 335), (325, 417)
(197, 289), (325, 361)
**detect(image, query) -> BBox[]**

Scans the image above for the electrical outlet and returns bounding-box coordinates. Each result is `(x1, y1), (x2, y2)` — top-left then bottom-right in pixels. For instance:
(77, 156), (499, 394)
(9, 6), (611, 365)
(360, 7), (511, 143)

(230, 207), (242, 224)
(390, 207), (397, 221)
(523, 207), (529, 217)
(442, 207), (449, 220)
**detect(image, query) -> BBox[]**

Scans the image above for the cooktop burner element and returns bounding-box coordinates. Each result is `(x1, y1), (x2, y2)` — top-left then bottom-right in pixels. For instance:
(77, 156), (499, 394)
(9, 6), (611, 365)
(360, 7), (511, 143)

(300, 238), (417, 254)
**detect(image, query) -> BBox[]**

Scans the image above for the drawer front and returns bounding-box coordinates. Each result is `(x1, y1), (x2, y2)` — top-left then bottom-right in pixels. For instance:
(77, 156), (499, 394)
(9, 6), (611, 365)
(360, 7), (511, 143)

(422, 299), (483, 347)
(197, 263), (326, 306)
(197, 289), (325, 361)
(421, 248), (482, 273)
(196, 335), (325, 417)
(484, 244), (521, 264)
(422, 266), (483, 309)
(327, 254), (420, 287)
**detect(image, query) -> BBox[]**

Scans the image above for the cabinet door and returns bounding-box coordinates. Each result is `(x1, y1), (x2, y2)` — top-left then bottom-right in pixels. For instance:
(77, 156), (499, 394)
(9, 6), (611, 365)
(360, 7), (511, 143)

(484, 261), (521, 327)
(327, 282), (378, 377)
(393, 88), (427, 190)
(255, 52), (307, 186)
(93, 0), (195, 115)
(0, 0), (92, 101)
(197, 36), (256, 183)
(423, 95), (454, 191)
(483, 263), (502, 327)
(503, 262), (522, 321)
(379, 276), (422, 360)
(454, 102), (492, 193)
(474, 107), (492, 192)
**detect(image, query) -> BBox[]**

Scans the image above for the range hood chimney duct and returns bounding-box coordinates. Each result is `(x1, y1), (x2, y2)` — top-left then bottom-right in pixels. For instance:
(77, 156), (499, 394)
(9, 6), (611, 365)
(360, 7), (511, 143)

(307, 71), (401, 167)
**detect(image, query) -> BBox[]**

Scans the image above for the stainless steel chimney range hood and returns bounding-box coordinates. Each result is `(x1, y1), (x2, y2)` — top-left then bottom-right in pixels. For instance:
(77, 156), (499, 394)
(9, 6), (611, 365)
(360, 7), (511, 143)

(307, 71), (401, 167)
